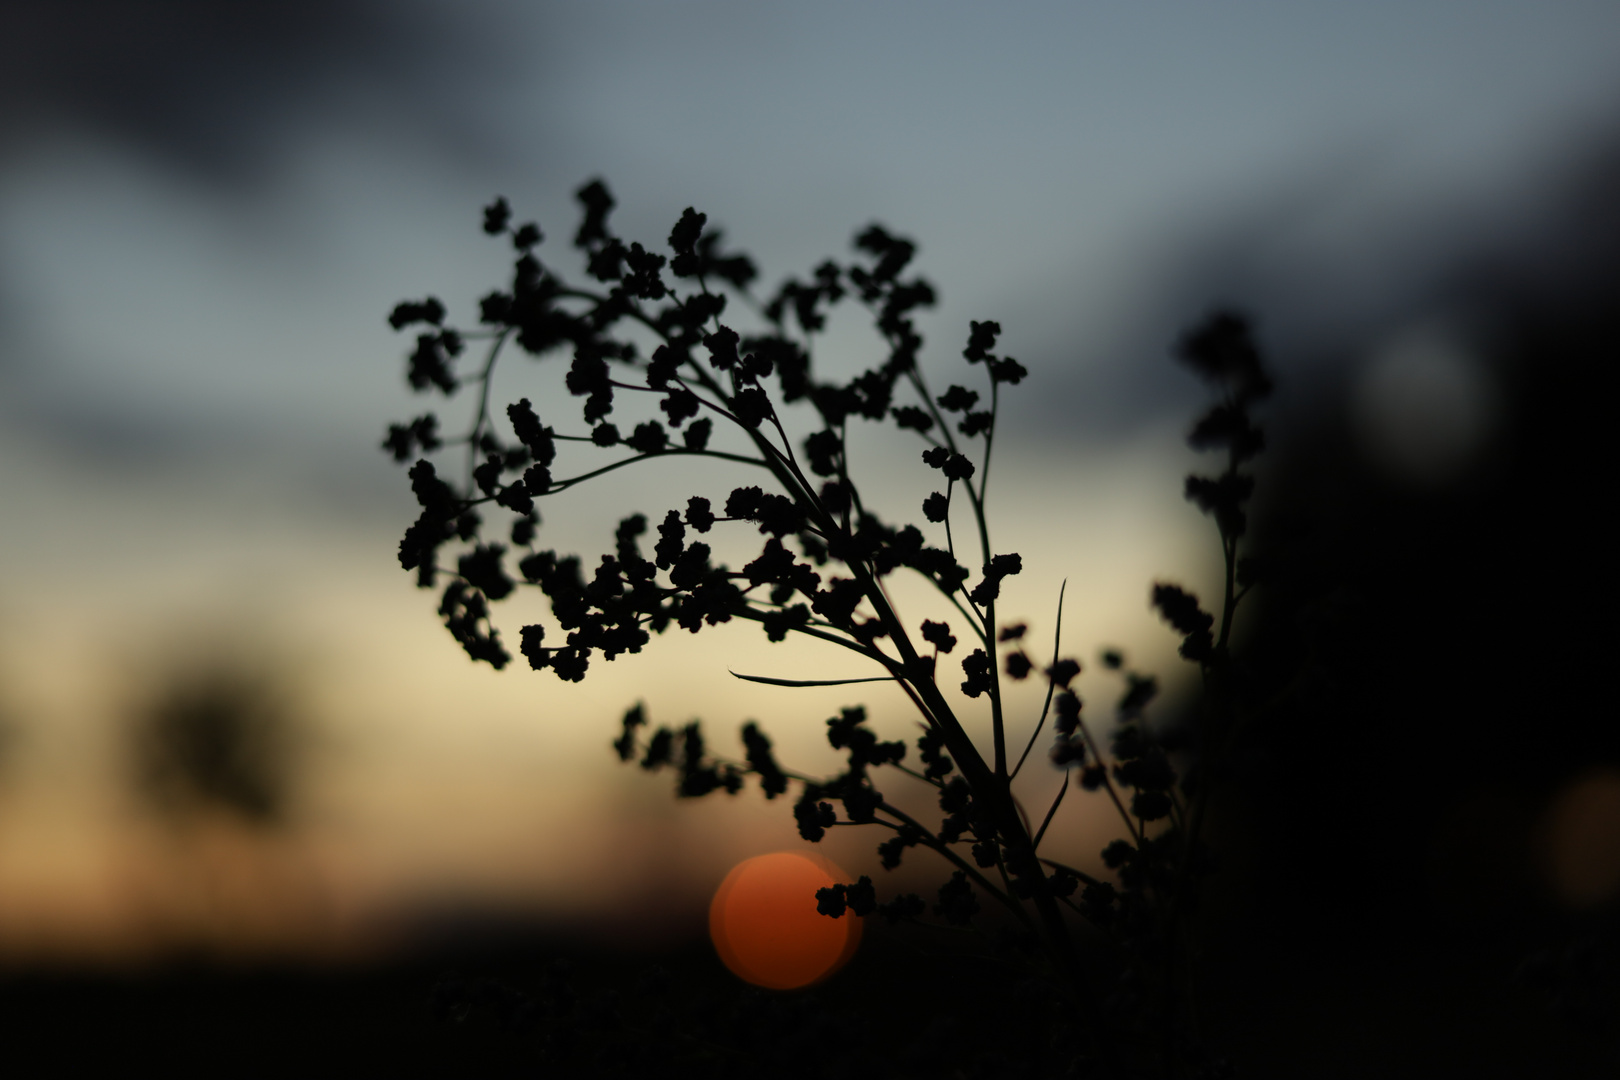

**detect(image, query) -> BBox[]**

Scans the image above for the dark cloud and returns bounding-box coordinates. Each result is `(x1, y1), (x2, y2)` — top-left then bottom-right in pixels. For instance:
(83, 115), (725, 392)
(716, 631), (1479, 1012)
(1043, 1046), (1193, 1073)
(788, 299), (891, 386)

(0, 0), (527, 182)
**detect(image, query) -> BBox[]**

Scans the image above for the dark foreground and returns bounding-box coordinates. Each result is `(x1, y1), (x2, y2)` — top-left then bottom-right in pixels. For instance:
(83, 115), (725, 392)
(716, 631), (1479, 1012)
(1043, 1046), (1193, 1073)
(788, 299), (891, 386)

(1, 903), (1613, 1079)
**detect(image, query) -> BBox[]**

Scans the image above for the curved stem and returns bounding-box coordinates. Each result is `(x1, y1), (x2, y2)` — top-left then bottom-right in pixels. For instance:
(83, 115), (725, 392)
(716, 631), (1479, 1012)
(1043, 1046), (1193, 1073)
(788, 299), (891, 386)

(547, 447), (769, 492)
(464, 329), (513, 488)
(1075, 714), (1144, 846)
(1032, 771), (1068, 850)
(1010, 580), (1067, 780)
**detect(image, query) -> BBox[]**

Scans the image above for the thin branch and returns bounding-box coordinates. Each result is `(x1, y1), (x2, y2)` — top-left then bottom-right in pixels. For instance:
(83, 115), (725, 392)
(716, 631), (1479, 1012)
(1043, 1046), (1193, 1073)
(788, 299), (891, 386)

(547, 447), (769, 492)
(1036, 856), (1107, 891)
(1032, 771), (1068, 850)
(728, 672), (897, 688)
(463, 328), (512, 488)
(1075, 714), (1144, 845)
(1011, 579), (1067, 780)
(874, 800), (1035, 931)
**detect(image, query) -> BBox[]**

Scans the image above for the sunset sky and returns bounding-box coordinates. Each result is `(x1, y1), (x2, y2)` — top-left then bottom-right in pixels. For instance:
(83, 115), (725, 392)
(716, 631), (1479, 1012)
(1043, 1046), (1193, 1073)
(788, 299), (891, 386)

(2, 0), (1618, 961)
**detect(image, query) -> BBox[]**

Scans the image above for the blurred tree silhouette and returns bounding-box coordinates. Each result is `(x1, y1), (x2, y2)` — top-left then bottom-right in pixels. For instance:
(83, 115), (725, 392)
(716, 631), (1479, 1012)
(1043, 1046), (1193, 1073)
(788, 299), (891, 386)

(115, 654), (342, 967)
(0, 700), (14, 792)
(1198, 145), (1620, 1072)
(129, 662), (304, 826)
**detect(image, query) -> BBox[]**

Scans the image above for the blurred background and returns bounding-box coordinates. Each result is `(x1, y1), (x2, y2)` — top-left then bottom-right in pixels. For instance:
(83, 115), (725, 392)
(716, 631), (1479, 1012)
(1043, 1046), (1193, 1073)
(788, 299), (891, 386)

(1, 1), (1618, 1072)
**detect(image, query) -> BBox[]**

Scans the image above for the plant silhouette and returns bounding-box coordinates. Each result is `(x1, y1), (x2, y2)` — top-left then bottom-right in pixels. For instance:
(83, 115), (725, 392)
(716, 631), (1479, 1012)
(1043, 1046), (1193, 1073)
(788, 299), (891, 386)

(382, 181), (1275, 1076)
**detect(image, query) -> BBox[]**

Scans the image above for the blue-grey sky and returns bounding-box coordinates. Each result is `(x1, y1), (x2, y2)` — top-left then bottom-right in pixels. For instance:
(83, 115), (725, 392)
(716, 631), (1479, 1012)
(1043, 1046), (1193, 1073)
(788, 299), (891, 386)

(4, 0), (1618, 476)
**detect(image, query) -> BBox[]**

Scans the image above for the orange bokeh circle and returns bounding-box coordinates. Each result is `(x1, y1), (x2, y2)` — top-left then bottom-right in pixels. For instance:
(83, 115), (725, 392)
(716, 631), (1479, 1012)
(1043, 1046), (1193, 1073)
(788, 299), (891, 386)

(709, 851), (862, 990)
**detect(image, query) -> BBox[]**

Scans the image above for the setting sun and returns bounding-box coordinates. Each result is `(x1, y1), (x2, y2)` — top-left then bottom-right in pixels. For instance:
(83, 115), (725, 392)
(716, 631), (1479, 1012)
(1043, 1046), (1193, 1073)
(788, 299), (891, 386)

(708, 852), (862, 990)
